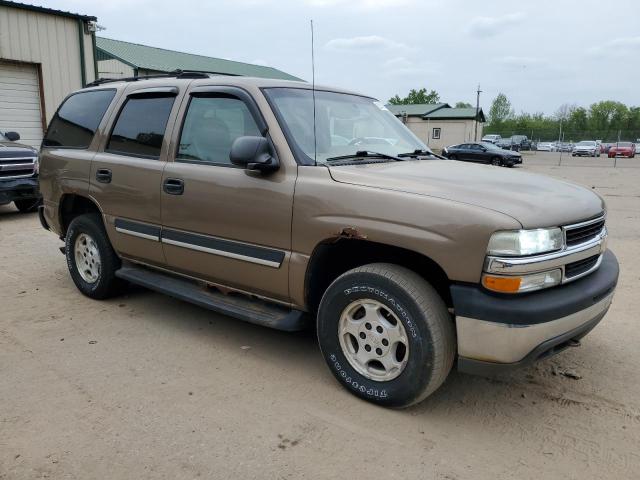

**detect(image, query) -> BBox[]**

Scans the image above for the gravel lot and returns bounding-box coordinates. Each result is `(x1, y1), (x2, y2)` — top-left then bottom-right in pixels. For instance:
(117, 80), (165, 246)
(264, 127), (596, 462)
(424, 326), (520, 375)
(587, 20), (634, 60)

(1, 152), (639, 479)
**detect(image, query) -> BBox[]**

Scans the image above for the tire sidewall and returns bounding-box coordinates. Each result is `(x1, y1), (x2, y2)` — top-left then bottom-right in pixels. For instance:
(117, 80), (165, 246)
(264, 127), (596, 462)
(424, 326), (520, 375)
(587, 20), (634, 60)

(65, 215), (114, 297)
(317, 271), (437, 407)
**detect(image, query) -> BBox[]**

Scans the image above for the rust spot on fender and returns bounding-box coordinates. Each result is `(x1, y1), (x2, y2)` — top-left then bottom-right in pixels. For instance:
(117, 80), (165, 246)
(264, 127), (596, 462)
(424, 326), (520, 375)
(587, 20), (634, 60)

(338, 227), (367, 240)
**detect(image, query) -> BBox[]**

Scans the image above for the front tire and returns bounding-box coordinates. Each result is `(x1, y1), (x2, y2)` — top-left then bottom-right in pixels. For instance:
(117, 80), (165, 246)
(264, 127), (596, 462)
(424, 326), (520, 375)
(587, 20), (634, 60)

(317, 263), (455, 408)
(491, 157), (502, 166)
(65, 213), (123, 299)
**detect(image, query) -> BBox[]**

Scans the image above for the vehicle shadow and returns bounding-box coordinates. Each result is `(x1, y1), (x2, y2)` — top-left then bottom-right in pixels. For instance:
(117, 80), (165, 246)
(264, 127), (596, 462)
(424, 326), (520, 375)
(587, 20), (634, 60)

(112, 284), (584, 419)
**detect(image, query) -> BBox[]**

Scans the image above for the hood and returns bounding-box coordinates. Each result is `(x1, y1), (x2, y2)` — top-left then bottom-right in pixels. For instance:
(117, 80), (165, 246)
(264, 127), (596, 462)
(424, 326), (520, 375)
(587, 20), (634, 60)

(0, 141), (37, 158)
(327, 160), (604, 229)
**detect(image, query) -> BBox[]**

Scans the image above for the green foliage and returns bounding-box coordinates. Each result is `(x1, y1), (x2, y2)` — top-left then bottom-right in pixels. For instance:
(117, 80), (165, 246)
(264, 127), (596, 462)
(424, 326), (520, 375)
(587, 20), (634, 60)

(485, 94), (640, 141)
(455, 102), (473, 108)
(388, 88), (440, 105)
(488, 93), (514, 125)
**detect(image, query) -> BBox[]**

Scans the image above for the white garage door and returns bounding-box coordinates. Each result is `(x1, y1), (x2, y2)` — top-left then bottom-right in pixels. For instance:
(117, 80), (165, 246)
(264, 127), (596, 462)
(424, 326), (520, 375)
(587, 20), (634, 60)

(0, 61), (44, 149)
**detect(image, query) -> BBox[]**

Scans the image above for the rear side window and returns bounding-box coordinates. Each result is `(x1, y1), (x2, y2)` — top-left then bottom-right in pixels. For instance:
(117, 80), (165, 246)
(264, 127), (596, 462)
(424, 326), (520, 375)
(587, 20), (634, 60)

(107, 95), (175, 159)
(43, 89), (116, 148)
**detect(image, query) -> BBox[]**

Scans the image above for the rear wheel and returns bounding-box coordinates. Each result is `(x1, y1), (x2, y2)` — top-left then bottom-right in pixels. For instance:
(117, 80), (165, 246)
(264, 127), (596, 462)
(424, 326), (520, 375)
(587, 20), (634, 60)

(65, 213), (124, 299)
(14, 198), (41, 213)
(448, 154), (457, 160)
(317, 263), (455, 408)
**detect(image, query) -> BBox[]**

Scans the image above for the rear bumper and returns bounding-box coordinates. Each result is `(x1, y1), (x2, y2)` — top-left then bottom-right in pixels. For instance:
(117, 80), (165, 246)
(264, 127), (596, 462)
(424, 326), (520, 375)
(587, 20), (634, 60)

(453, 250), (619, 375)
(0, 177), (40, 205)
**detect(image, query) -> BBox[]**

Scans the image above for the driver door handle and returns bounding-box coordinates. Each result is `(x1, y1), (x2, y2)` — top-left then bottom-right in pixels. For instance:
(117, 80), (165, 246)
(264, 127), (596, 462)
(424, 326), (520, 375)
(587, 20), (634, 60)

(163, 178), (184, 195)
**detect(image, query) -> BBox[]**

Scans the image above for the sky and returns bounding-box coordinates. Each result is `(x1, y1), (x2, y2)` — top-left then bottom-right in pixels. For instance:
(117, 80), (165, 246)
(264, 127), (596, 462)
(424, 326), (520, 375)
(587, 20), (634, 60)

(46, 0), (640, 115)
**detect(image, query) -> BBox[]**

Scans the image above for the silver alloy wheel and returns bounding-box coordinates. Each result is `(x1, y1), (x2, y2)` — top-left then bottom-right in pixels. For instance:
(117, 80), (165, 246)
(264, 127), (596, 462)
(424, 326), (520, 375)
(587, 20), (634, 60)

(74, 233), (101, 284)
(338, 299), (410, 382)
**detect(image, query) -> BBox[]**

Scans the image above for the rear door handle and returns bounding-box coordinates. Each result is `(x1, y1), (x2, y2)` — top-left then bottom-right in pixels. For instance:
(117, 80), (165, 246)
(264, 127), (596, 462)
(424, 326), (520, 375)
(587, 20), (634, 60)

(96, 168), (112, 183)
(163, 178), (184, 195)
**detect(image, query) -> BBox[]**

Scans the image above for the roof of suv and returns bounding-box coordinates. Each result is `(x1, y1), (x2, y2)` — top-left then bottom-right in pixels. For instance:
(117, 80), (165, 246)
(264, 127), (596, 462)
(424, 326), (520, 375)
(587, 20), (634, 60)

(83, 74), (368, 98)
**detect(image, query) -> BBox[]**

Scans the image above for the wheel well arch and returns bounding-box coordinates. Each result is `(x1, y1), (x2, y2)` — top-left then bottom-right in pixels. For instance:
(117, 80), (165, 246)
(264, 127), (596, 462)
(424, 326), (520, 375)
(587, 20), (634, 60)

(304, 238), (452, 314)
(59, 194), (102, 236)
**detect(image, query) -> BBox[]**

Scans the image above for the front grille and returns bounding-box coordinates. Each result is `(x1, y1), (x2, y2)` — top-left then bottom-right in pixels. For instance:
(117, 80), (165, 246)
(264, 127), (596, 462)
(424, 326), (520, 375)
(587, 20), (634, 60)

(0, 157), (36, 179)
(565, 218), (605, 246)
(565, 255), (599, 278)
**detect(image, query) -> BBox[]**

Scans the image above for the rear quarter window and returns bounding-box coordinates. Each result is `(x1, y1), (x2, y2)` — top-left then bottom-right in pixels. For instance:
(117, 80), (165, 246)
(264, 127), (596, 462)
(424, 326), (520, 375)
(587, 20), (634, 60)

(43, 89), (116, 148)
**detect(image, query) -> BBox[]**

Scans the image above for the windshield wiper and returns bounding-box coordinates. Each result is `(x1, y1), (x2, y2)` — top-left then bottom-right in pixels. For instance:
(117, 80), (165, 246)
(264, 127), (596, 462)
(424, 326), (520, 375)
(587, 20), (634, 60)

(398, 149), (445, 160)
(325, 150), (404, 163)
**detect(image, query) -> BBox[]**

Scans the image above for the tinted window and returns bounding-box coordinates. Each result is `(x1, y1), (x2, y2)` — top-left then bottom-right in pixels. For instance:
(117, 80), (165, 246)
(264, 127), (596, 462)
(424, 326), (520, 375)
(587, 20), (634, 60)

(469, 144), (483, 151)
(43, 90), (116, 148)
(177, 96), (261, 165)
(107, 95), (175, 158)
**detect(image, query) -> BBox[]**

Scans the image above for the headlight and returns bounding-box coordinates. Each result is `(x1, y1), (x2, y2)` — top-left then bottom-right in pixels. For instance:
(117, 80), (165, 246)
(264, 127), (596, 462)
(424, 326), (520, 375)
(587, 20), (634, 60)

(33, 156), (39, 174)
(487, 228), (563, 256)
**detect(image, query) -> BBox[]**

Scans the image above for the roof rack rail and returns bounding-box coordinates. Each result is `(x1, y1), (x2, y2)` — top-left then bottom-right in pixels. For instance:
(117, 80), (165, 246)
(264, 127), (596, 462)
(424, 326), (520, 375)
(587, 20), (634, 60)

(84, 69), (234, 88)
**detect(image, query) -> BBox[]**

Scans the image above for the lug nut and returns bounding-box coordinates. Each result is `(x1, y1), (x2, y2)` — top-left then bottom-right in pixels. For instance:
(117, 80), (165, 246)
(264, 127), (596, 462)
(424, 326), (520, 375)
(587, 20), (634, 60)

(376, 326), (383, 333)
(376, 348), (383, 356)
(364, 344), (371, 352)
(359, 332), (366, 339)
(365, 323), (372, 330)
(382, 339), (389, 346)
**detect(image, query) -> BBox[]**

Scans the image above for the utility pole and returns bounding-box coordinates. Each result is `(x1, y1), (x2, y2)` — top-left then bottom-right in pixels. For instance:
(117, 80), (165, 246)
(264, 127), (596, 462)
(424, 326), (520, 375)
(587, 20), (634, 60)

(474, 84), (482, 142)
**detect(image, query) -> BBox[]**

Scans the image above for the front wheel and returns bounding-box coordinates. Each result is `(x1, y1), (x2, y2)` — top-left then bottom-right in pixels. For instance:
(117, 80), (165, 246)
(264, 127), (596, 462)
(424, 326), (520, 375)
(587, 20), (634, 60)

(65, 213), (124, 299)
(317, 263), (455, 408)
(491, 157), (503, 166)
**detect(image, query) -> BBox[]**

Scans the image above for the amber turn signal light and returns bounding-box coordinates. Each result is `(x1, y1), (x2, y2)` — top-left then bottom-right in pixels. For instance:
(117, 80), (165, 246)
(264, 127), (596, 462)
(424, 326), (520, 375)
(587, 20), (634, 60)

(482, 275), (522, 293)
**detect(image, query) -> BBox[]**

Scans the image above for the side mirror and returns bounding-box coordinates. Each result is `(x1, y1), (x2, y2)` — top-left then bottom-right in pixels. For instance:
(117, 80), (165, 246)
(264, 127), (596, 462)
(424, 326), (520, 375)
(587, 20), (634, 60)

(230, 136), (279, 173)
(4, 131), (20, 141)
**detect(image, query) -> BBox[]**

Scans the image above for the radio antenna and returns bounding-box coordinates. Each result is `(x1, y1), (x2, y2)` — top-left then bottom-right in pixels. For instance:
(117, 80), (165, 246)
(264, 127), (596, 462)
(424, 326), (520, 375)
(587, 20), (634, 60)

(311, 19), (317, 165)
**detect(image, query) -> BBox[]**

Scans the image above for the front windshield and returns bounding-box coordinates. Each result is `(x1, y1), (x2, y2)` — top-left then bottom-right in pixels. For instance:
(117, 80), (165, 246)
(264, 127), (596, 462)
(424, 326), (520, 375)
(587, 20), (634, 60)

(577, 141), (595, 146)
(616, 142), (632, 147)
(264, 88), (429, 165)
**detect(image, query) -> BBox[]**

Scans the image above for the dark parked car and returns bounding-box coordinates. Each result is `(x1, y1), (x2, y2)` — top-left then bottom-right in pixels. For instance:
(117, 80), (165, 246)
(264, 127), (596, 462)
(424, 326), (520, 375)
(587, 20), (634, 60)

(442, 142), (522, 167)
(0, 131), (41, 213)
(510, 135), (532, 151)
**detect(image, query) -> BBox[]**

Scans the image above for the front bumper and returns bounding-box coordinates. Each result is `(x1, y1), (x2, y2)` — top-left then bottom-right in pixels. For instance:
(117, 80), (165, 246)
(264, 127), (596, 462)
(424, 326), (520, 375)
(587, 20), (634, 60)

(572, 150), (596, 156)
(453, 250), (619, 375)
(0, 177), (40, 205)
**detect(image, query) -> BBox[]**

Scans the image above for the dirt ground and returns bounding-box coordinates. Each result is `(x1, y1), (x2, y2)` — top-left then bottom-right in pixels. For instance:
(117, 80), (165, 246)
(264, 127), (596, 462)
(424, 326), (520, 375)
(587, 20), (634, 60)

(1, 152), (639, 480)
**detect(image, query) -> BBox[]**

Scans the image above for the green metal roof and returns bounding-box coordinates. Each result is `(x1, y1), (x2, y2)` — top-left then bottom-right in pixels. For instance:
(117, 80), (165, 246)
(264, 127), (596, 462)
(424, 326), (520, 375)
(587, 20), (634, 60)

(385, 103), (449, 116)
(96, 37), (303, 81)
(424, 107), (485, 122)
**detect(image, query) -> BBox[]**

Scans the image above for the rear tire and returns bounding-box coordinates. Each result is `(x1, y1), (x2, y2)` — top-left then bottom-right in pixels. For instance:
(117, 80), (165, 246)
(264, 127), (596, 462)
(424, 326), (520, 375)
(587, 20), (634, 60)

(65, 213), (124, 299)
(14, 198), (41, 213)
(448, 154), (457, 160)
(317, 263), (455, 408)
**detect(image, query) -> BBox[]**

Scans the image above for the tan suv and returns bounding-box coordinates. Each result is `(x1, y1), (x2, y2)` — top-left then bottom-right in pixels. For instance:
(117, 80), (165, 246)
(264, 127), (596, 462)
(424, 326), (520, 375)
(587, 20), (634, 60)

(38, 72), (619, 407)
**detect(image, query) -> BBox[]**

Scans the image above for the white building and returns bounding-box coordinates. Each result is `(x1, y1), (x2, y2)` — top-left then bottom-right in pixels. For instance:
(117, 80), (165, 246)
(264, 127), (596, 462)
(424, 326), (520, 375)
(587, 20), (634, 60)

(387, 103), (486, 152)
(0, 1), (98, 148)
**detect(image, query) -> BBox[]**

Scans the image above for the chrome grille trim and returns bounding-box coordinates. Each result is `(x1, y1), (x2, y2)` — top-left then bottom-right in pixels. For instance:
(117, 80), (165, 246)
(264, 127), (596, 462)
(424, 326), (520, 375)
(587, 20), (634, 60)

(0, 156), (37, 179)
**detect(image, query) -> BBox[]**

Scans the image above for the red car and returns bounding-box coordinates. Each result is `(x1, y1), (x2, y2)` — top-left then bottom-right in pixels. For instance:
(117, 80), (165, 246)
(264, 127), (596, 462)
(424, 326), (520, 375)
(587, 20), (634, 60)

(608, 142), (636, 158)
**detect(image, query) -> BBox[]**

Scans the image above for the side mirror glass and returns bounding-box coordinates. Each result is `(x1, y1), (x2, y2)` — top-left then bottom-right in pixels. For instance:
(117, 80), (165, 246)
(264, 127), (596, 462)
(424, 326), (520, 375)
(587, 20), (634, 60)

(4, 131), (20, 141)
(230, 136), (279, 173)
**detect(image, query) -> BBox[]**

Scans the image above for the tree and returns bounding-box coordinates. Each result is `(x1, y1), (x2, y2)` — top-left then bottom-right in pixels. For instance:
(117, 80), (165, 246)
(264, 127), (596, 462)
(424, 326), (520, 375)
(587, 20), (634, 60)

(455, 102), (473, 108)
(388, 88), (440, 105)
(488, 93), (513, 125)
(555, 103), (577, 122)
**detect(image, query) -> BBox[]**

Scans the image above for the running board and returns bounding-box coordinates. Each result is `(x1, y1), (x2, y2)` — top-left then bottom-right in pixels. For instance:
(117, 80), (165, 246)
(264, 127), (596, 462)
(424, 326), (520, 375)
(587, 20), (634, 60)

(115, 264), (308, 332)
